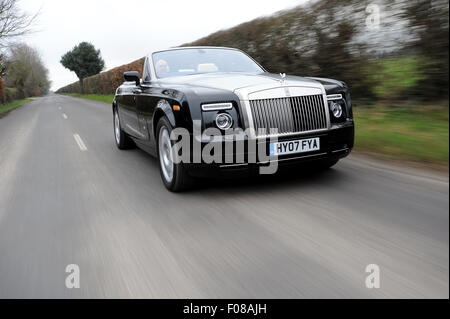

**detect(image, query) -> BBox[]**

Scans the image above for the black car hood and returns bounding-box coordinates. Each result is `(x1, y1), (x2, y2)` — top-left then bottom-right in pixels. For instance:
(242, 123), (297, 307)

(158, 72), (326, 93)
(305, 76), (348, 93)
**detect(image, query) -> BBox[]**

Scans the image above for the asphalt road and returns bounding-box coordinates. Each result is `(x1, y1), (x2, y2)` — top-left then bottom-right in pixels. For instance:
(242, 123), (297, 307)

(0, 94), (448, 298)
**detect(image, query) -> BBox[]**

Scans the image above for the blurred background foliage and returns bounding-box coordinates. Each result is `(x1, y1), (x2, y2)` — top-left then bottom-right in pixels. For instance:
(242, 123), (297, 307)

(181, 0), (449, 166)
(0, 0), (49, 105)
(57, 0), (448, 166)
(2, 43), (50, 103)
(182, 0), (448, 102)
(57, 58), (144, 95)
(367, 56), (425, 100)
(59, 0), (449, 104)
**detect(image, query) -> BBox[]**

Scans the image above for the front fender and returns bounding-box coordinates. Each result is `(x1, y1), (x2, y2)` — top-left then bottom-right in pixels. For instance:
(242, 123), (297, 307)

(150, 99), (178, 143)
(154, 99), (176, 126)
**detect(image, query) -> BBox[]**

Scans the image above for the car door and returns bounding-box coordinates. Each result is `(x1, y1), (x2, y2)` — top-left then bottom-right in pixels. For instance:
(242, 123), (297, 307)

(118, 83), (141, 139)
(135, 83), (155, 142)
(134, 57), (158, 147)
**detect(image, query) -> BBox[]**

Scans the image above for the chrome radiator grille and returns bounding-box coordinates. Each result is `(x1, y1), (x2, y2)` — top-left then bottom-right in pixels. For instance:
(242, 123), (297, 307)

(249, 95), (328, 136)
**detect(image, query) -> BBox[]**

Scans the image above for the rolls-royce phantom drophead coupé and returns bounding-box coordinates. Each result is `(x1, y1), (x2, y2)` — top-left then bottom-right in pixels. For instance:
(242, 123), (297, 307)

(113, 47), (354, 191)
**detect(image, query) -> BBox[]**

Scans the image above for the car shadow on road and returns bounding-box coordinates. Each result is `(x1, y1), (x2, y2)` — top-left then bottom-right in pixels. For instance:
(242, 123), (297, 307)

(190, 164), (348, 195)
(129, 147), (348, 195)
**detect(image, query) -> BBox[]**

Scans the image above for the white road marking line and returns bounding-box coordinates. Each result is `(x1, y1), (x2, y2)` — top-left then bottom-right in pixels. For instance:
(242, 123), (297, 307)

(62, 113), (68, 119)
(73, 134), (87, 151)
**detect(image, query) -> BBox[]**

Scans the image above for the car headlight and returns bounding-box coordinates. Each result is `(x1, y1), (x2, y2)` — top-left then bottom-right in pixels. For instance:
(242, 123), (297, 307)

(201, 101), (241, 131)
(327, 94), (346, 120)
(330, 101), (343, 118)
(215, 113), (233, 130)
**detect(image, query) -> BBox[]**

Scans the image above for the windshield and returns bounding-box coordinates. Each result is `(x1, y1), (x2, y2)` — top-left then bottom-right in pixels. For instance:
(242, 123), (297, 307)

(152, 48), (264, 78)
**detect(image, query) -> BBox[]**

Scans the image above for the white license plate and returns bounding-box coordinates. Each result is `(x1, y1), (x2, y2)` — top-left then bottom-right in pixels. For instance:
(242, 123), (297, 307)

(269, 137), (320, 156)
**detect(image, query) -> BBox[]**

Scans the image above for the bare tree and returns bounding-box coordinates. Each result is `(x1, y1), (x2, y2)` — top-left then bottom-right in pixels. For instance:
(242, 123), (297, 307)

(0, 0), (39, 103)
(0, 0), (38, 48)
(4, 43), (50, 98)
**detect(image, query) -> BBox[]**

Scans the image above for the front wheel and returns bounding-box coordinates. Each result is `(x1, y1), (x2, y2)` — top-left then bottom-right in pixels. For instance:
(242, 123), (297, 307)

(156, 116), (194, 192)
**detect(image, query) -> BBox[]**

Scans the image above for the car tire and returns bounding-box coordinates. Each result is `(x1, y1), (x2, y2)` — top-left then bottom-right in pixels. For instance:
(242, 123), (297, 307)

(113, 109), (134, 149)
(156, 116), (194, 192)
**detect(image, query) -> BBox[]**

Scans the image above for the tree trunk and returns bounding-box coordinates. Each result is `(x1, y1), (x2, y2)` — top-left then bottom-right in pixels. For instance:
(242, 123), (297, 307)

(79, 78), (84, 94)
(0, 77), (5, 104)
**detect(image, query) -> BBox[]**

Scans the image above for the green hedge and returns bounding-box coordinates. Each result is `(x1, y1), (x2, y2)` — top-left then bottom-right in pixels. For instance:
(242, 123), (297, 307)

(57, 58), (144, 95)
(4, 87), (21, 104)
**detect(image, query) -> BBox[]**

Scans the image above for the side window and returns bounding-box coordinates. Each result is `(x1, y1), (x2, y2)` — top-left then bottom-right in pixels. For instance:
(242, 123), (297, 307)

(143, 57), (152, 83)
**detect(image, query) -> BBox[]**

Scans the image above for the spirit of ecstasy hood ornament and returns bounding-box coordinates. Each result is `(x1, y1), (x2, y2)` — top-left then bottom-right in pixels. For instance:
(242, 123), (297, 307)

(279, 73), (286, 84)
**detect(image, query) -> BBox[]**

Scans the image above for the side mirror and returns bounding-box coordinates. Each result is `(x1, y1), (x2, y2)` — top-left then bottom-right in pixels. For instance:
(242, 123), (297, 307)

(124, 71), (140, 86)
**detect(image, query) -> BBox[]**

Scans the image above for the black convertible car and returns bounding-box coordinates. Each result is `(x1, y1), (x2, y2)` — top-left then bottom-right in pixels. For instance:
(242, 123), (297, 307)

(113, 47), (354, 191)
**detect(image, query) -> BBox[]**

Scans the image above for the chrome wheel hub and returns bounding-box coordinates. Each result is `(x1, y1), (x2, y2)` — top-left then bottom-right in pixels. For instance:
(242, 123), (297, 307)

(158, 127), (174, 183)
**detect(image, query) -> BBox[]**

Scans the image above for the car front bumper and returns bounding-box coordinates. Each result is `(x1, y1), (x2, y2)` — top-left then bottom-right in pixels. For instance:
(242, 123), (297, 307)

(184, 121), (354, 178)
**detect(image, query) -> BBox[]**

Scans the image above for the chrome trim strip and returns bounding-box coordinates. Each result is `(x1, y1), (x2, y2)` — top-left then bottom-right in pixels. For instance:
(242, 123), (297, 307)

(219, 163), (249, 168)
(126, 124), (146, 138)
(331, 148), (349, 153)
(221, 149), (345, 166)
(202, 102), (233, 111)
(253, 128), (329, 139)
(148, 53), (157, 81)
(327, 94), (343, 100)
(259, 152), (328, 164)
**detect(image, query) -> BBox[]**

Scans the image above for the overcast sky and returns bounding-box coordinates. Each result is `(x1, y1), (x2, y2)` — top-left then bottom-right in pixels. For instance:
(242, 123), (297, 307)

(18, 0), (304, 90)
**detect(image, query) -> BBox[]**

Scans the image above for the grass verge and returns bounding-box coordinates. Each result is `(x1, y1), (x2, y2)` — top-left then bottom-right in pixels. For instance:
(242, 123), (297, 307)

(353, 102), (449, 167)
(62, 93), (114, 104)
(0, 99), (32, 117)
